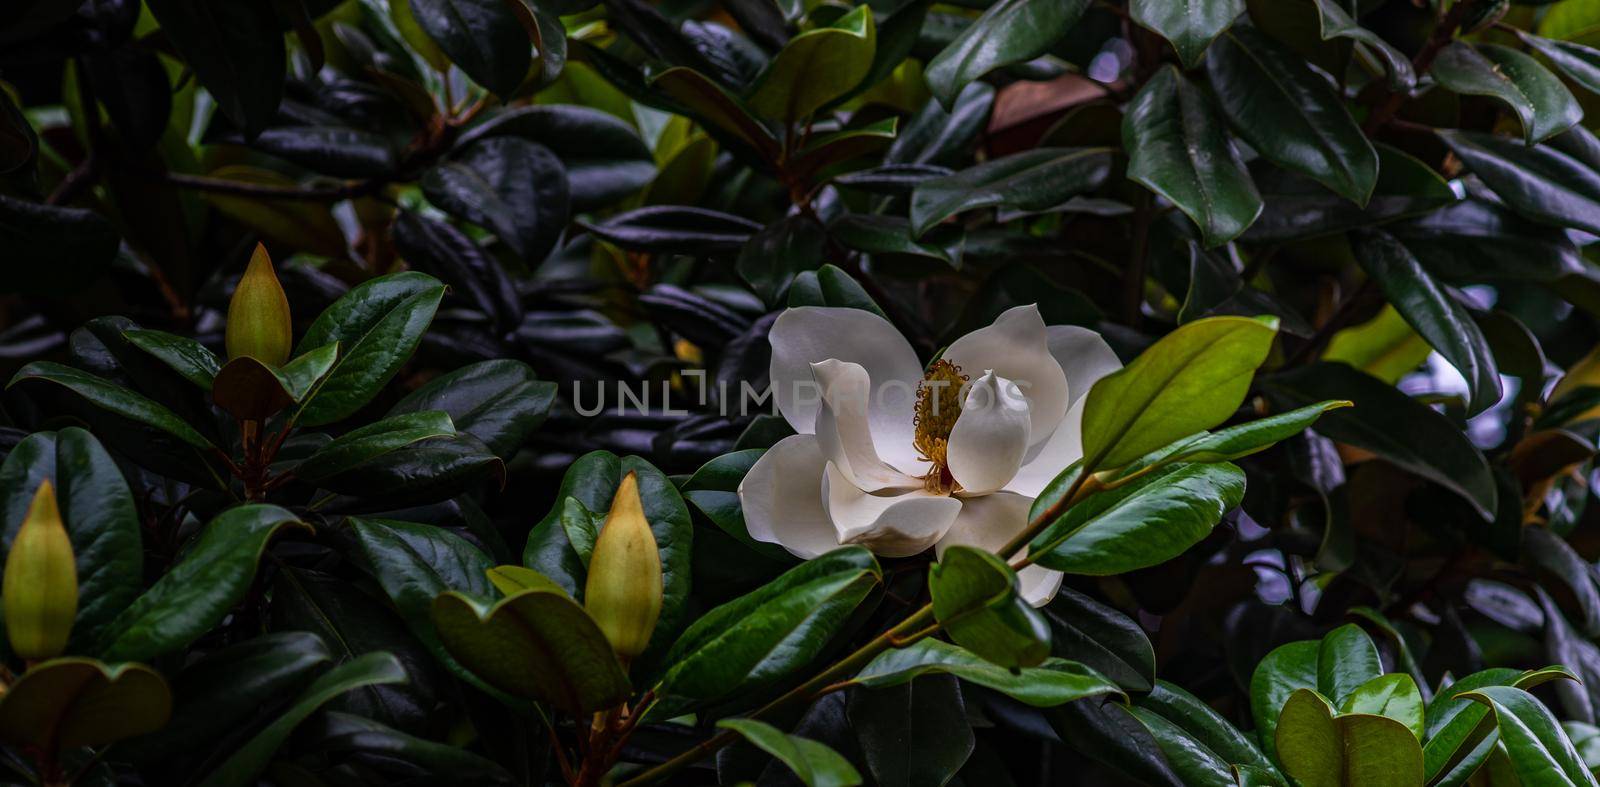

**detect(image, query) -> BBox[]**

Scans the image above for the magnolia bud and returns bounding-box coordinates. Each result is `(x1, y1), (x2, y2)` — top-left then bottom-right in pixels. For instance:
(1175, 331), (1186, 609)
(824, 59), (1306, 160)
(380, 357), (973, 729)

(583, 472), (662, 662)
(3, 481), (77, 660)
(225, 243), (292, 367)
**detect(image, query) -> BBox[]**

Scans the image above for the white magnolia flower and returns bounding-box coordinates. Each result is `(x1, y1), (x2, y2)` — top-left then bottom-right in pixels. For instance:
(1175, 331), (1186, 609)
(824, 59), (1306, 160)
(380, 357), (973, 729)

(738, 304), (1122, 605)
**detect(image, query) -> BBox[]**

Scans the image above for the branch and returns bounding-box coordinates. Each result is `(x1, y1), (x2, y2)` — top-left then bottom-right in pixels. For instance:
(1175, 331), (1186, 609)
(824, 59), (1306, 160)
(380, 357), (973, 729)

(1363, 0), (1475, 134)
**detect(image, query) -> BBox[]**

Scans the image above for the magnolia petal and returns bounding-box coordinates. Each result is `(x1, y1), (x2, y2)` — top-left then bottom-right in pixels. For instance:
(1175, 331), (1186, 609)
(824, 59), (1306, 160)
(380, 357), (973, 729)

(824, 463), (962, 558)
(738, 435), (840, 559)
(941, 305), (1069, 447)
(769, 308), (923, 464)
(1006, 396), (1087, 499)
(937, 491), (1064, 606)
(947, 371), (1032, 495)
(1047, 324), (1122, 408)
(812, 360), (924, 491)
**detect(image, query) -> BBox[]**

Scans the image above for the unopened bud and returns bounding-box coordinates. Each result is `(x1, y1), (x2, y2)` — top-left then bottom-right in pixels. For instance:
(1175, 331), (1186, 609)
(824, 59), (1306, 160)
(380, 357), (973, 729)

(225, 243), (293, 367)
(3, 481), (77, 660)
(583, 472), (662, 662)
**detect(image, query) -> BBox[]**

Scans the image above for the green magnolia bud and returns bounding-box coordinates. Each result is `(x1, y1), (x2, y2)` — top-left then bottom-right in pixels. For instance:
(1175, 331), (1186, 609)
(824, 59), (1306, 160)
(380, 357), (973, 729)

(225, 243), (293, 367)
(583, 472), (662, 662)
(3, 481), (77, 660)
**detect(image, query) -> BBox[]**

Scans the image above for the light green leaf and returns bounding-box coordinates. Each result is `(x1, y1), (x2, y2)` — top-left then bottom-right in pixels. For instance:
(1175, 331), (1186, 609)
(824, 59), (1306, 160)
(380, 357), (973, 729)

(747, 5), (876, 124)
(718, 719), (864, 787)
(853, 639), (1123, 707)
(929, 546), (1050, 669)
(1131, 0), (1243, 68)
(1079, 315), (1278, 470)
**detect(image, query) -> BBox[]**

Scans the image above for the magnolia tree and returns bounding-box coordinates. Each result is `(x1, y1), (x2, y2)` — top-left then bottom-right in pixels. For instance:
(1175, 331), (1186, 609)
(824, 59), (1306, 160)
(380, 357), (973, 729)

(6, 0), (1600, 785)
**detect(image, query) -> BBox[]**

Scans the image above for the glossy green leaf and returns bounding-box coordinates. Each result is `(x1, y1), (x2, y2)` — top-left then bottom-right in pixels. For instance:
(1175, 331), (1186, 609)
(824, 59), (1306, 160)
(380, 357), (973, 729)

(718, 719), (864, 787)
(196, 652), (409, 787)
(1423, 666), (1582, 781)
(421, 137), (569, 265)
(1316, 624), (1382, 707)
(294, 272), (447, 427)
(1132, 680), (1281, 786)
(1457, 686), (1600, 787)
(658, 547), (880, 705)
(1520, 31), (1600, 96)
(924, 0), (1091, 108)
(1309, 0), (1414, 90)
(852, 639), (1123, 707)
(1353, 228), (1502, 415)
(1079, 315), (1278, 470)
(1275, 689), (1424, 787)
(1113, 400), (1351, 478)
(748, 5), (876, 123)
(521, 451), (692, 662)
(929, 546), (1050, 669)
(408, 0), (530, 96)
(650, 67), (780, 159)
(909, 147), (1113, 237)
(1437, 126), (1600, 236)
(581, 205), (762, 253)
(96, 504), (309, 662)
(125, 632), (333, 765)
(456, 104), (655, 211)
(304, 712), (514, 784)
(1043, 587), (1156, 692)
(0, 429), (141, 652)
(1320, 306), (1431, 384)
(1131, 0), (1243, 68)
(0, 657), (171, 751)
(1432, 42), (1581, 145)
(1249, 640), (1319, 764)
(1029, 461), (1246, 573)
(1261, 362), (1499, 519)
(8, 361), (214, 449)
(1243, 143), (1456, 243)
(295, 411), (456, 483)
(1341, 674), (1424, 740)
(123, 329), (221, 391)
(387, 360), (555, 460)
(344, 518), (496, 692)
(1207, 26), (1377, 204)
(310, 433), (504, 507)
(1125, 66), (1261, 247)
(432, 578), (629, 713)
(846, 674), (973, 787)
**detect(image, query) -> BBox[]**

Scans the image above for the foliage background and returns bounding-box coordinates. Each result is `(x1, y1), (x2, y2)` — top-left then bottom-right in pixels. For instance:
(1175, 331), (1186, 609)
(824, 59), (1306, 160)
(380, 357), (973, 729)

(9, 0), (1600, 784)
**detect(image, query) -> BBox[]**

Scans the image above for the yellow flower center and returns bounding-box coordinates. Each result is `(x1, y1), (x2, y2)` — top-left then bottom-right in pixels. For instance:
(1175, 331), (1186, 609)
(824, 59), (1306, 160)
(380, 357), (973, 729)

(913, 359), (967, 494)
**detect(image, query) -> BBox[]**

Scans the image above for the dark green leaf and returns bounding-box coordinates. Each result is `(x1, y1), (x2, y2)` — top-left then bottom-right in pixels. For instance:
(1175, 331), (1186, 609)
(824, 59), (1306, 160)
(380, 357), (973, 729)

(658, 547), (880, 705)
(96, 505), (308, 662)
(846, 674), (974, 787)
(387, 360), (555, 460)
(1043, 587), (1156, 693)
(295, 272), (447, 427)
(930, 546), (1051, 669)
(909, 147), (1113, 237)
(0, 195), (121, 295)
(1029, 462), (1246, 574)
(1352, 228), (1502, 415)
(144, 0), (283, 136)
(123, 329), (221, 391)
(8, 361), (214, 450)
(0, 429), (142, 653)
(924, 0), (1091, 108)
(1131, 0), (1243, 68)
(747, 5), (876, 123)
(853, 639), (1123, 707)
(421, 137), (569, 265)
(1261, 362), (1499, 519)
(409, 0), (531, 96)
(1437, 127), (1600, 236)
(1432, 42), (1581, 145)
(195, 652), (409, 787)
(296, 411), (456, 482)
(581, 205), (762, 253)
(1207, 26), (1377, 204)
(1125, 66), (1262, 247)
